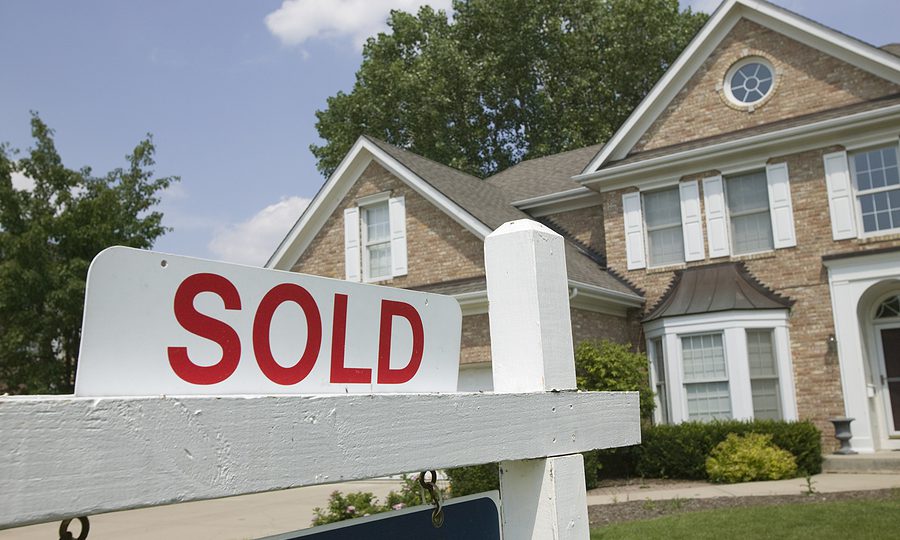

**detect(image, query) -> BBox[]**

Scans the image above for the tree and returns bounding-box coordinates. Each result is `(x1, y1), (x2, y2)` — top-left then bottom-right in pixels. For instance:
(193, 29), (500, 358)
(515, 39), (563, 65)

(312, 0), (707, 178)
(0, 114), (177, 394)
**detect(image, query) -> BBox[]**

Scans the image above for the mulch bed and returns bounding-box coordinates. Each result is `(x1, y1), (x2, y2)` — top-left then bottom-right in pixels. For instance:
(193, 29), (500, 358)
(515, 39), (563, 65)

(588, 487), (899, 527)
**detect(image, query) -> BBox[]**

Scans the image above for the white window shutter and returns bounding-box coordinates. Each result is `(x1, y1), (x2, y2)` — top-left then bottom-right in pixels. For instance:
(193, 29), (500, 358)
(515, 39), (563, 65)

(702, 175), (730, 258)
(343, 207), (361, 282)
(765, 162), (797, 249)
(679, 180), (705, 262)
(823, 151), (858, 240)
(622, 192), (646, 270)
(389, 196), (408, 277)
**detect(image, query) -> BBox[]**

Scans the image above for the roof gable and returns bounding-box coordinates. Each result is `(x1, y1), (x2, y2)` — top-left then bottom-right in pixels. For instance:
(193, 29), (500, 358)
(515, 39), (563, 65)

(267, 136), (495, 270)
(581, 0), (900, 175)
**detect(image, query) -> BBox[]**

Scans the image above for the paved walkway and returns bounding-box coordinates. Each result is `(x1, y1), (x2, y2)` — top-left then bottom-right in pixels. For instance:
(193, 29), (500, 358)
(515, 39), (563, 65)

(2, 473), (899, 539)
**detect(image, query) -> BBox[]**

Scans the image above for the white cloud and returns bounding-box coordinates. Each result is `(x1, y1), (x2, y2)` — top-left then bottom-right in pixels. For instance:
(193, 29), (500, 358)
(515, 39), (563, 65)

(208, 196), (310, 267)
(10, 171), (35, 192)
(265, 0), (453, 49)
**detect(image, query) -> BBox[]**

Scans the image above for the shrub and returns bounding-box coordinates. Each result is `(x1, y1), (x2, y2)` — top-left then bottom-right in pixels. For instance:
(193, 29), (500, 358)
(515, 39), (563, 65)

(594, 419), (821, 480)
(311, 475), (444, 525)
(705, 433), (798, 483)
(575, 340), (655, 420)
(446, 463), (499, 497)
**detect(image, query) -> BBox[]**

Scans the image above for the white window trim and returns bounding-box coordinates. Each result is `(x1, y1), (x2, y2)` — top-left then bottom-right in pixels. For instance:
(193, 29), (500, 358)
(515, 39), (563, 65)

(848, 143), (900, 239)
(723, 57), (776, 110)
(681, 332), (731, 421)
(722, 169), (776, 257)
(361, 204), (392, 283)
(642, 186), (686, 268)
(645, 310), (797, 425)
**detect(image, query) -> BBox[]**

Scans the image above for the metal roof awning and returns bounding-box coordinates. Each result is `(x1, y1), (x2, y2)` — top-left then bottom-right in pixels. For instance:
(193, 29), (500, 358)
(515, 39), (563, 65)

(644, 262), (793, 322)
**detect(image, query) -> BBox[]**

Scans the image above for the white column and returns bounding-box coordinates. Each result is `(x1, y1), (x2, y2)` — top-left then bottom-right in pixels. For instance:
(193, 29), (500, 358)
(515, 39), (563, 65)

(485, 219), (589, 539)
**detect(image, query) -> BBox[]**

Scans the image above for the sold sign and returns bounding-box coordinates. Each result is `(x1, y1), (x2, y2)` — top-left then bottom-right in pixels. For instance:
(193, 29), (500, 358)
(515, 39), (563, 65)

(74, 247), (461, 397)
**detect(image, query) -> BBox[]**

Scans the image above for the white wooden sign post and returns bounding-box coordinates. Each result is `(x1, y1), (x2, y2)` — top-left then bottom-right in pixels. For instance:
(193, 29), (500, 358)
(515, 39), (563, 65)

(0, 219), (640, 538)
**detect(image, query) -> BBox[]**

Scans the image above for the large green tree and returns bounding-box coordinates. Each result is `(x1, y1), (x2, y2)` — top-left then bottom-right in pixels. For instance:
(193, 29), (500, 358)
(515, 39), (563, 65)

(0, 114), (177, 394)
(312, 0), (707, 178)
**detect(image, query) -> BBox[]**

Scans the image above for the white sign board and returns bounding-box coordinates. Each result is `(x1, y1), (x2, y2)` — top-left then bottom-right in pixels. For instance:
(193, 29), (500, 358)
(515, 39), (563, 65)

(75, 247), (462, 396)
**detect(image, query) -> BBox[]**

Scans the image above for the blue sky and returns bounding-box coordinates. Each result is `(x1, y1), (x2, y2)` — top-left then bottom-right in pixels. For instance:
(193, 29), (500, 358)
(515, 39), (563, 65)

(1, 1), (898, 266)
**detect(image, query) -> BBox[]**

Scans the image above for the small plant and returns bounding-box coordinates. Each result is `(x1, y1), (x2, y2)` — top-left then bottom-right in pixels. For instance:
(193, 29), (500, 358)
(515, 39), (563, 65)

(705, 433), (797, 484)
(641, 499), (657, 511)
(666, 497), (686, 511)
(803, 473), (817, 496)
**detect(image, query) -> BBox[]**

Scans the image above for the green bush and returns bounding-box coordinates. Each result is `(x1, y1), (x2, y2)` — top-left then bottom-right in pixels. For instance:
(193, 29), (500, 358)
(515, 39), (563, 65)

(311, 475), (443, 525)
(594, 419), (821, 481)
(448, 452), (602, 495)
(446, 463), (499, 497)
(575, 340), (655, 420)
(705, 433), (798, 483)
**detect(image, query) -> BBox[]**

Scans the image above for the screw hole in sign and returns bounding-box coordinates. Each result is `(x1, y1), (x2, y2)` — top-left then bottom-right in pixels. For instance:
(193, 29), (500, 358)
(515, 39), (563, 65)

(160, 260), (168, 268)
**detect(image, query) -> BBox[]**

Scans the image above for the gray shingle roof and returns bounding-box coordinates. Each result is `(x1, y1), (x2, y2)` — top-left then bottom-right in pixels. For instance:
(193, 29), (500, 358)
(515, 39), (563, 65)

(363, 136), (639, 298)
(644, 262), (793, 321)
(485, 143), (605, 202)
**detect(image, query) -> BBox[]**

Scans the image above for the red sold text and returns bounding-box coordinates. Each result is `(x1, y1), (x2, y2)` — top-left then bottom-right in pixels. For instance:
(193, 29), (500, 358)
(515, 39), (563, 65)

(167, 273), (424, 386)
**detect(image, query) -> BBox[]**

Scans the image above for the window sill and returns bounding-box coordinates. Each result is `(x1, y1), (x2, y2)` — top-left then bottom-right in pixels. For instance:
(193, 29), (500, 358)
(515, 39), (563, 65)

(646, 263), (687, 275)
(729, 250), (777, 262)
(856, 231), (900, 244)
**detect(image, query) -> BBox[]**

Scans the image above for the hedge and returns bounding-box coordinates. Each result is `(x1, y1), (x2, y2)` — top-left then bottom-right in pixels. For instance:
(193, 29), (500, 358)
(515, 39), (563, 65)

(591, 419), (822, 480)
(447, 451), (602, 497)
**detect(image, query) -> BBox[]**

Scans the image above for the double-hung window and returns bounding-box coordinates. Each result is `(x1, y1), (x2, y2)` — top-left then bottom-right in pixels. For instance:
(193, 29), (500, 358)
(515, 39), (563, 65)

(681, 333), (731, 421)
(851, 145), (900, 235)
(726, 171), (774, 254)
(343, 194), (407, 283)
(747, 329), (781, 420)
(825, 144), (900, 240)
(362, 203), (392, 281)
(644, 187), (684, 267)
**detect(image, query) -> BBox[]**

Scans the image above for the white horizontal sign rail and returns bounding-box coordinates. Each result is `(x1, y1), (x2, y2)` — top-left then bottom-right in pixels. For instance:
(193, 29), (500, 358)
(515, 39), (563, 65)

(0, 390), (639, 530)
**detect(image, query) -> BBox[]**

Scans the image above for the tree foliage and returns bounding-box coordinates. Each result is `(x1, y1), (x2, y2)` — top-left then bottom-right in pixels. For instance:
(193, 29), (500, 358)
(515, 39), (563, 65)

(312, 0), (707, 178)
(0, 114), (177, 394)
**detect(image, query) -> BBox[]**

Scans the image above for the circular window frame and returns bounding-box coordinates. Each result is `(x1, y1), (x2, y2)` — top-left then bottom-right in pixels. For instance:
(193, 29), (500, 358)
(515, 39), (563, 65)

(723, 57), (777, 111)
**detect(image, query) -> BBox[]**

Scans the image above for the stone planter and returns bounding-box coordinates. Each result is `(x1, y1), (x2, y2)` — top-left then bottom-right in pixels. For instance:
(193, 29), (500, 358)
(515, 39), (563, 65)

(830, 417), (857, 455)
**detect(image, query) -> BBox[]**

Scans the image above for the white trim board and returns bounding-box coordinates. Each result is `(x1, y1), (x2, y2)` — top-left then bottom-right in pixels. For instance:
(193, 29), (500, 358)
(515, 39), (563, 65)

(580, 0), (900, 176)
(267, 137), (492, 271)
(0, 391), (639, 529)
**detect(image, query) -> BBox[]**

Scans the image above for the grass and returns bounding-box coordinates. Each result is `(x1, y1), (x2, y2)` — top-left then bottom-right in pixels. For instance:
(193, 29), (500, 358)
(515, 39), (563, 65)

(590, 495), (900, 540)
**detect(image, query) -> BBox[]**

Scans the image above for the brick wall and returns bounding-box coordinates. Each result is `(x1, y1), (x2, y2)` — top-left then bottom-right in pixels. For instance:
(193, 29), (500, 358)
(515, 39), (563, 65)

(603, 145), (900, 446)
(634, 19), (900, 153)
(292, 161), (485, 288)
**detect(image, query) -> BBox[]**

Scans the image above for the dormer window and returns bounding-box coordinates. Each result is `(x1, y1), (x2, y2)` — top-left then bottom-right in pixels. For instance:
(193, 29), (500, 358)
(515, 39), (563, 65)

(724, 58), (775, 108)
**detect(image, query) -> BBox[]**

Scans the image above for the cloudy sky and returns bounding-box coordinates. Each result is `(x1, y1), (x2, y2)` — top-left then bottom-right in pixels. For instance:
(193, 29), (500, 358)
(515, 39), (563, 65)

(1, 1), (898, 266)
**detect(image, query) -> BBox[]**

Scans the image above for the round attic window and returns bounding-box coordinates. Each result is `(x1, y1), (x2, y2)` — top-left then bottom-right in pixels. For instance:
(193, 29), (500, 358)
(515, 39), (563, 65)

(725, 58), (774, 107)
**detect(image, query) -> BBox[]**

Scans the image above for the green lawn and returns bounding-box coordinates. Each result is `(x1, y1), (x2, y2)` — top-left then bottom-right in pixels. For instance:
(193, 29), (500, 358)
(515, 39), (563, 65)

(590, 496), (900, 540)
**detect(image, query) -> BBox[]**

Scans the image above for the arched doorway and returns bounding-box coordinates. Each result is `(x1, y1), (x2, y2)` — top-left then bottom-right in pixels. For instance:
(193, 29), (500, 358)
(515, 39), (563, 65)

(871, 292), (900, 441)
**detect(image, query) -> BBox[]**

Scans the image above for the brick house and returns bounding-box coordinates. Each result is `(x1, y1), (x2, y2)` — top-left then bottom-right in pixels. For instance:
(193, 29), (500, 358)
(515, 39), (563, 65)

(268, 0), (900, 452)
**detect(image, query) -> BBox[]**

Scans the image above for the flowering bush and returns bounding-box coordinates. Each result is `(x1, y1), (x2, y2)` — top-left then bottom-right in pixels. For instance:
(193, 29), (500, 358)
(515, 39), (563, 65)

(705, 432), (798, 484)
(311, 475), (446, 526)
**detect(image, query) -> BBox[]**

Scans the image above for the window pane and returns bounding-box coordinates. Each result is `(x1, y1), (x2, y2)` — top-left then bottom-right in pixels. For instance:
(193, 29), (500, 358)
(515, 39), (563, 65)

(686, 382), (732, 421)
(644, 188), (682, 228)
(365, 204), (390, 243)
(747, 330), (777, 377)
(852, 146), (900, 191)
(648, 226), (684, 266)
(367, 243), (391, 279)
(682, 334), (726, 381)
(858, 191), (900, 233)
(726, 171), (769, 214)
(731, 212), (774, 254)
(751, 379), (781, 420)
(650, 338), (668, 424)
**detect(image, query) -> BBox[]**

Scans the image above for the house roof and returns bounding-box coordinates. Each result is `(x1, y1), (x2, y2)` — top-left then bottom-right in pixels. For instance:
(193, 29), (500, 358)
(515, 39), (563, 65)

(580, 0), (900, 177)
(644, 262), (793, 321)
(362, 136), (524, 230)
(485, 143), (605, 203)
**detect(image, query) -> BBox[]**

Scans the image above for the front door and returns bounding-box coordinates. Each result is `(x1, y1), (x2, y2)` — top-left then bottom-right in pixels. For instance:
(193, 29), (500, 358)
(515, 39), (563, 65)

(878, 327), (900, 435)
